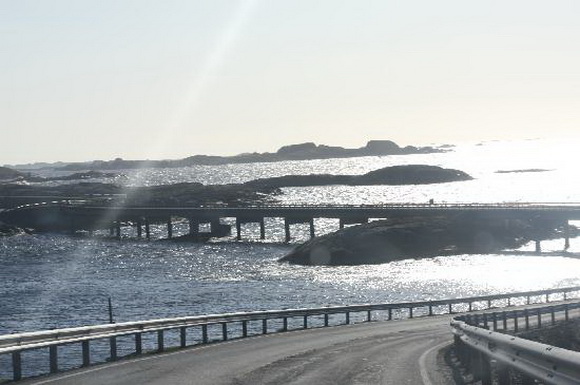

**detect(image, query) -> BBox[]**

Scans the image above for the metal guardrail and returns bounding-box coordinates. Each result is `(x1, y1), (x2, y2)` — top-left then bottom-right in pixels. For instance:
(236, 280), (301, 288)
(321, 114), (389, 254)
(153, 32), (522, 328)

(2, 286), (580, 382)
(451, 302), (580, 384)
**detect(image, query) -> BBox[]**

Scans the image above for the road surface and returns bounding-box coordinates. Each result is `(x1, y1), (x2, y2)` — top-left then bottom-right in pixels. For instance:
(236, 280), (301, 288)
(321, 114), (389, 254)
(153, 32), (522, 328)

(22, 315), (456, 385)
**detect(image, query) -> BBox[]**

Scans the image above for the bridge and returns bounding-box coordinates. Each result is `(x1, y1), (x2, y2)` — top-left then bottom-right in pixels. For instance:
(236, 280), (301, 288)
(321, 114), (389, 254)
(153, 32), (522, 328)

(1, 200), (580, 248)
(2, 286), (580, 384)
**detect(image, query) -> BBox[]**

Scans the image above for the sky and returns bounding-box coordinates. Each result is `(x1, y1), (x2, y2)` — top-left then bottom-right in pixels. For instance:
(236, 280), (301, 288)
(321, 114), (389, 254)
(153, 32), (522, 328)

(2, 0), (580, 164)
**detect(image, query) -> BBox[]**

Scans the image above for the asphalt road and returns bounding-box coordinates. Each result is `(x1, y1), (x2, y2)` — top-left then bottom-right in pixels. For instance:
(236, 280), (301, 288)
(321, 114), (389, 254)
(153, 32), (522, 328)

(22, 315), (456, 385)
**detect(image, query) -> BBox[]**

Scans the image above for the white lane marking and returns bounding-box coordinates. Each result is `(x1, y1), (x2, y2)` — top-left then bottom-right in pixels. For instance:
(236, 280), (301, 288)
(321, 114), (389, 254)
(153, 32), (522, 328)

(419, 340), (451, 385)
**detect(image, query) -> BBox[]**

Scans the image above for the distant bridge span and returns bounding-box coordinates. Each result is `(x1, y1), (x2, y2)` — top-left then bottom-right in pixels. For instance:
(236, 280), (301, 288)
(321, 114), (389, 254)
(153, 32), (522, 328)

(2, 200), (580, 244)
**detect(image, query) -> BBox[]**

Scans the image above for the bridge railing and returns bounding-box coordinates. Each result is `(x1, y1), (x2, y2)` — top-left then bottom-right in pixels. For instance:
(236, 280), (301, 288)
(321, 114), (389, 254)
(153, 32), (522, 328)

(451, 302), (580, 384)
(1, 286), (580, 382)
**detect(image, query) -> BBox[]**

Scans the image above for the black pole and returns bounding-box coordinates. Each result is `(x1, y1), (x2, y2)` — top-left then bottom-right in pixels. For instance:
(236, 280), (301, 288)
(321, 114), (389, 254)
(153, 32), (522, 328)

(108, 297), (114, 324)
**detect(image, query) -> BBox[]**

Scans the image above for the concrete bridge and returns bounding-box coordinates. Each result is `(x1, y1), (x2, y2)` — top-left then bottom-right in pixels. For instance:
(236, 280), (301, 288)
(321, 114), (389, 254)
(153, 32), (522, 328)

(2, 201), (580, 246)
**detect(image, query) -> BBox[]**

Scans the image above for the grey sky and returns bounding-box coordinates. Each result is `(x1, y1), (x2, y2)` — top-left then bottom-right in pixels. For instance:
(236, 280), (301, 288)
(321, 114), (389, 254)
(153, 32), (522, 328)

(2, 0), (579, 164)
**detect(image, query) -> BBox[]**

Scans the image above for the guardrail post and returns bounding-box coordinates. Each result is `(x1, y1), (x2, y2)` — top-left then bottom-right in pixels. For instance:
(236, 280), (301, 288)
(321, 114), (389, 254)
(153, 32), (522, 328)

(282, 317), (288, 332)
(242, 320), (248, 337)
(507, 298), (511, 307)
(202, 325), (208, 344)
(304, 315), (308, 329)
(483, 313), (488, 329)
(262, 319), (268, 334)
(470, 350), (482, 381)
(49, 345), (58, 373)
(514, 313), (519, 333)
(82, 340), (90, 367)
(494, 361), (510, 385)
(409, 307), (413, 318)
(180, 327), (187, 348)
(537, 309), (542, 328)
(481, 355), (492, 385)
(550, 306), (556, 325)
(526, 295), (530, 305)
(157, 330), (164, 352)
(135, 333), (142, 355)
(468, 302), (472, 312)
(110, 336), (117, 361)
(388, 308), (392, 321)
(524, 309), (530, 330)
(428, 304), (433, 316)
(367, 310), (372, 322)
(346, 312), (350, 324)
(502, 312), (507, 331)
(222, 323), (228, 341)
(449, 303), (453, 314)
(12, 351), (22, 381)
(467, 351), (492, 385)
(324, 313), (329, 327)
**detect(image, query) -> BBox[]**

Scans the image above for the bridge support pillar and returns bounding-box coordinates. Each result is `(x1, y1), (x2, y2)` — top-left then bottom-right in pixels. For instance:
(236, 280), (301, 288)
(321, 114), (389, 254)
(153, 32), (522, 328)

(259, 218), (265, 240)
(167, 218), (173, 239)
(339, 219), (344, 230)
(145, 218), (150, 240)
(189, 219), (199, 236)
(236, 219), (242, 240)
(564, 221), (570, 250)
(284, 218), (291, 242)
(309, 218), (315, 239)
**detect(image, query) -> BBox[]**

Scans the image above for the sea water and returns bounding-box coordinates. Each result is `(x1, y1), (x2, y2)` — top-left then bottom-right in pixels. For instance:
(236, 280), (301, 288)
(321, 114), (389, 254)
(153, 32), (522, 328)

(1, 139), (580, 375)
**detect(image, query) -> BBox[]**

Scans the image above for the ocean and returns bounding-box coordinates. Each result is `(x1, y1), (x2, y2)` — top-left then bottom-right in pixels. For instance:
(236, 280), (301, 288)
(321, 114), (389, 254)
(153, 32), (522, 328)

(1, 138), (580, 375)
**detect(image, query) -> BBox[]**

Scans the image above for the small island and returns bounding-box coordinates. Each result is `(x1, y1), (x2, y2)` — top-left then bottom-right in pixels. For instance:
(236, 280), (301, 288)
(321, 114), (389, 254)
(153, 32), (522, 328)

(245, 165), (472, 189)
(280, 216), (572, 266)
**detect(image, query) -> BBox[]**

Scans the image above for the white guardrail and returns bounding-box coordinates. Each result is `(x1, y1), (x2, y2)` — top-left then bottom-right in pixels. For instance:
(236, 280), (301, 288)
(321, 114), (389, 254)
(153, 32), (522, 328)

(451, 302), (580, 384)
(1, 286), (580, 382)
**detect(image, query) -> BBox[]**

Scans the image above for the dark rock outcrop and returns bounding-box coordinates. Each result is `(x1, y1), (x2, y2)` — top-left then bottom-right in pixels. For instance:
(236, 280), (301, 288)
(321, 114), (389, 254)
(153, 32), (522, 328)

(0, 166), (26, 181)
(245, 165), (472, 189)
(0, 221), (27, 236)
(0, 180), (277, 210)
(280, 216), (566, 266)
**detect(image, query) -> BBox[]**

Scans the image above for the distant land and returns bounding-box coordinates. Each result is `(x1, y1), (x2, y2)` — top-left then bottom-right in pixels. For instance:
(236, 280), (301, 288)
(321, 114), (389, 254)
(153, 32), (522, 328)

(4, 140), (445, 171)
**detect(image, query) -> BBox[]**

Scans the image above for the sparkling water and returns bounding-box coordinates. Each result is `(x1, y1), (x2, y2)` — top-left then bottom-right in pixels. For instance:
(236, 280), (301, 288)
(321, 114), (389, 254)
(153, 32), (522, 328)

(2, 138), (580, 336)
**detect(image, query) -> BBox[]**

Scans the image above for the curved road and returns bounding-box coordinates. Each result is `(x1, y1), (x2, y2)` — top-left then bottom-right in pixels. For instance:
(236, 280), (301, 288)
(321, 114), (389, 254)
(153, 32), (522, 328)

(22, 316), (455, 385)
